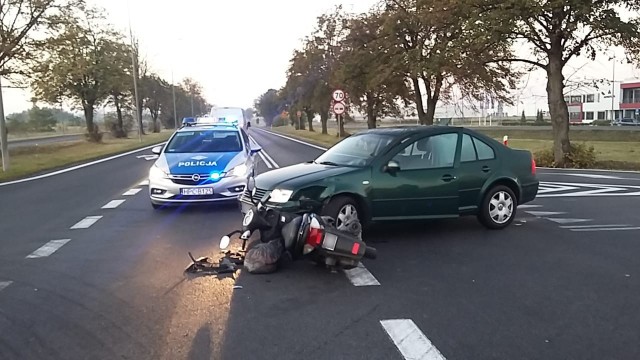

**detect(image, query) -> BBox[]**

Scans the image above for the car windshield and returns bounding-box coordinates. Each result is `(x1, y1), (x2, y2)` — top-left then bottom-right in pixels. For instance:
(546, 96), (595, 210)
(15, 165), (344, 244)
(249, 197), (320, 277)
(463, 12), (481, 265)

(165, 130), (241, 153)
(314, 133), (395, 167)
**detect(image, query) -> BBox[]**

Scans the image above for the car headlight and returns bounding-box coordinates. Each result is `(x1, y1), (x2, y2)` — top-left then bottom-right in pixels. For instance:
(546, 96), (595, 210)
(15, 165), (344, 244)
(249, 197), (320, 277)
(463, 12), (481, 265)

(228, 164), (248, 177)
(269, 189), (293, 203)
(149, 165), (168, 180)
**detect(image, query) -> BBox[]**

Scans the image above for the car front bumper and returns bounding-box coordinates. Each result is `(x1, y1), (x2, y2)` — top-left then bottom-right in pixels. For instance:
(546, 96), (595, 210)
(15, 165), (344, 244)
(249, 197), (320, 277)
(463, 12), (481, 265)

(149, 175), (248, 205)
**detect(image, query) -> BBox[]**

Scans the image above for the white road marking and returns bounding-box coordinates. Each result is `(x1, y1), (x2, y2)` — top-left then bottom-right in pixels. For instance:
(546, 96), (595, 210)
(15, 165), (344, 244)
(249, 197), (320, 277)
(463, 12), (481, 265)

(381, 319), (446, 360)
(563, 173), (624, 180)
(518, 205), (542, 209)
(546, 218), (592, 224)
(254, 128), (328, 150)
(123, 188), (142, 196)
(139, 180), (150, 186)
(26, 239), (71, 258)
(525, 211), (566, 216)
(70, 216), (103, 229)
(537, 184), (580, 194)
(102, 200), (126, 209)
(261, 150), (279, 168)
(0, 281), (12, 292)
(0, 142), (166, 187)
(136, 154), (158, 161)
(570, 227), (640, 232)
(257, 151), (273, 169)
(561, 224), (631, 229)
(343, 263), (380, 286)
(537, 181), (640, 197)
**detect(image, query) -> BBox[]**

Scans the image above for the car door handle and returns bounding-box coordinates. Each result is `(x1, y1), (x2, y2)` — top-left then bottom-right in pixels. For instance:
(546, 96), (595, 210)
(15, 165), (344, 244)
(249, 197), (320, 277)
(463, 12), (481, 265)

(442, 174), (457, 182)
(482, 166), (491, 173)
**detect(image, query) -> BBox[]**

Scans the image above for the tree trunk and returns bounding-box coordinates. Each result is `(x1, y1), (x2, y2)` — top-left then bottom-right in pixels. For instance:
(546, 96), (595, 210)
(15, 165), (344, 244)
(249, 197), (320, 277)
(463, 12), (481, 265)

(137, 98), (145, 135)
(425, 99), (437, 125)
(298, 111), (305, 130)
(546, 52), (571, 166)
(366, 93), (376, 129)
(151, 110), (160, 133)
(422, 74), (442, 126)
(114, 96), (126, 138)
(305, 109), (314, 131)
(320, 110), (328, 134)
(83, 102), (100, 142)
(338, 114), (347, 137)
(412, 77), (426, 125)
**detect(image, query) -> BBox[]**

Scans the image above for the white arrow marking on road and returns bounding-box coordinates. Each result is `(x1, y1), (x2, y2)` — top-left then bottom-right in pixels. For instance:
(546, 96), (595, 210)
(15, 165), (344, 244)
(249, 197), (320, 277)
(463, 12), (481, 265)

(381, 319), (446, 360)
(26, 239), (71, 258)
(525, 211), (566, 217)
(102, 200), (126, 209)
(0, 281), (12, 292)
(537, 184), (580, 194)
(546, 218), (593, 224)
(343, 263), (380, 286)
(70, 216), (103, 229)
(123, 188), (142, 196)
(136, 154), (158, 161)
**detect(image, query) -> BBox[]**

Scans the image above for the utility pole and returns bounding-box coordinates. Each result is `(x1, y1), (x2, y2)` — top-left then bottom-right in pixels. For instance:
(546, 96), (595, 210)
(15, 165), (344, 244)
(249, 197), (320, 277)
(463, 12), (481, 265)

(0, 75), (9, 171)
(611, 53), (616, 122)
(172, 70), (177, 128)
(128, 5), (142, 142)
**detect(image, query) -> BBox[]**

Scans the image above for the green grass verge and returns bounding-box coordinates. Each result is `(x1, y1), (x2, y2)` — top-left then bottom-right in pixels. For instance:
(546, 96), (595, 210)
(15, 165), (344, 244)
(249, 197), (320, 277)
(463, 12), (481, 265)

(269, 126), (640, 171)
(0, 131), (171, 182)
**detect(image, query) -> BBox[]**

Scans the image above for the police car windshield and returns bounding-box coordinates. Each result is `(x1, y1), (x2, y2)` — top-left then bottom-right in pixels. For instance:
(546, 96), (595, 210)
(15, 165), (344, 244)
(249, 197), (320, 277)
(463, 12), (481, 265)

(165, 130), (242, 153)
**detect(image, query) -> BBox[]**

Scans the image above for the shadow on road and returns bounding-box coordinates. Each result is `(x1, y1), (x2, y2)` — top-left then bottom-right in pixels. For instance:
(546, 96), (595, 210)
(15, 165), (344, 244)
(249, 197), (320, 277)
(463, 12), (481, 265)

(187, 324), (213, 360)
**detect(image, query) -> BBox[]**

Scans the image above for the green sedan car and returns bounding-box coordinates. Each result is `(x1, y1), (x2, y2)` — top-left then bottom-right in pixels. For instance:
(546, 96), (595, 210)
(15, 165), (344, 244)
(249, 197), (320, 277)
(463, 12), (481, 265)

(240, 126), (538, 230)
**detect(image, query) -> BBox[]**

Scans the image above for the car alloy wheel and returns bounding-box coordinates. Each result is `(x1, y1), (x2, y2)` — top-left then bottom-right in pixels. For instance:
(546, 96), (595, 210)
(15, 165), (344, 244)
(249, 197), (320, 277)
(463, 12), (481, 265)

(336, 204), (358, 231)
(489, 190), (513, 224)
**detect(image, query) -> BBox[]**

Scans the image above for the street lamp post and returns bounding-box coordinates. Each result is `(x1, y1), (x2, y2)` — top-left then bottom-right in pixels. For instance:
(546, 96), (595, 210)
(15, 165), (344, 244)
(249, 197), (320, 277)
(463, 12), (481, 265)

(172, 71), (177, 129)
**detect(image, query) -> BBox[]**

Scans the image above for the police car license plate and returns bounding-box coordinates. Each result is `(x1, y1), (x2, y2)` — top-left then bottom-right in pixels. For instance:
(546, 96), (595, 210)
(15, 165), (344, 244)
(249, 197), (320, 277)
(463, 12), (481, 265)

(181, 188), (214, 196)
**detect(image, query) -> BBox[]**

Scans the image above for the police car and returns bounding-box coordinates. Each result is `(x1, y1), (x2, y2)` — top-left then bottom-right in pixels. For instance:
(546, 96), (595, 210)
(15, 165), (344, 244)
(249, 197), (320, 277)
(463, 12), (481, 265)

(148, 117), (261, 209)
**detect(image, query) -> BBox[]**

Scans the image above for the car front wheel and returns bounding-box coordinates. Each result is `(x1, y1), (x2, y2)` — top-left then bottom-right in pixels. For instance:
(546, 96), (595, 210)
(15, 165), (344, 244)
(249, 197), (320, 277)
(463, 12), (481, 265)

(478, 185), (517, 230)
(322, 196), (361, 232)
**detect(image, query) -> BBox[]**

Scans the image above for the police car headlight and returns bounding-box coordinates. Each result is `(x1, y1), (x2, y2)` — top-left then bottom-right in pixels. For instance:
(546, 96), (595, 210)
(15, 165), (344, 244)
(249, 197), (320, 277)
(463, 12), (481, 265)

(228, 164), (248, 177)
(269, 189), (293, 203)
(149, 165), (168, 180)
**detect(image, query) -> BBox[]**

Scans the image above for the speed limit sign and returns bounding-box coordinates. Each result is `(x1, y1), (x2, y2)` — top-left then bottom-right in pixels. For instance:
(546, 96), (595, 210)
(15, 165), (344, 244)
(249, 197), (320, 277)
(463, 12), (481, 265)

(332, 89), (345, 102)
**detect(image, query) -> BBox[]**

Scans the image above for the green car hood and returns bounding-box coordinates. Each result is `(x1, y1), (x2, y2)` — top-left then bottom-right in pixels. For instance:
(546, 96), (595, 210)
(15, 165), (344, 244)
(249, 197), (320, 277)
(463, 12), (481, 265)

(254, 162), (360, 190)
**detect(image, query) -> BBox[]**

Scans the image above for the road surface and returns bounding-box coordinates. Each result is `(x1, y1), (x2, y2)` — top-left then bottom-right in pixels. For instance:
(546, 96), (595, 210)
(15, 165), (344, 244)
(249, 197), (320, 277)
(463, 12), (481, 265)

(1, 128), (639, 360)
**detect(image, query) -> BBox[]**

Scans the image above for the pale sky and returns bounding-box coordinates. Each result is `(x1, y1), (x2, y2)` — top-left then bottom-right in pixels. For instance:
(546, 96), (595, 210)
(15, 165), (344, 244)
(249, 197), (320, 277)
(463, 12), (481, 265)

(2, 0), (640, 117)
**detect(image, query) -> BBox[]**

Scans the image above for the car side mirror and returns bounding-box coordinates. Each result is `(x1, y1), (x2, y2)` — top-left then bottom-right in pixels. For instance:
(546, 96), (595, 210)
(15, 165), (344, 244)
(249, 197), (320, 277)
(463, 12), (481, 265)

(250, 146), (262, 155)
(151, 146), (162, 155)
(384, 160), (400, 173)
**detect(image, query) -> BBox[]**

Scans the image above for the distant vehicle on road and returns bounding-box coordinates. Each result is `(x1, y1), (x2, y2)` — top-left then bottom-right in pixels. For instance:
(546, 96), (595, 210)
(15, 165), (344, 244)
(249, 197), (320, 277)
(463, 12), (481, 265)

(241, 126), (539, 230)
(209, 107), (251, 129)
(612, 118), (640, 126)
(181, 117), (196, 127)
(148, 121), (261, 209)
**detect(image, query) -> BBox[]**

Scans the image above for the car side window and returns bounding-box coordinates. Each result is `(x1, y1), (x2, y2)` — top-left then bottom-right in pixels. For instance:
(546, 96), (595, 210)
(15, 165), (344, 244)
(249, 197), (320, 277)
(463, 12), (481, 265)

(392, 133), (458, 170)
(460, 134), (477, 162)
(473, 137), (495, 160)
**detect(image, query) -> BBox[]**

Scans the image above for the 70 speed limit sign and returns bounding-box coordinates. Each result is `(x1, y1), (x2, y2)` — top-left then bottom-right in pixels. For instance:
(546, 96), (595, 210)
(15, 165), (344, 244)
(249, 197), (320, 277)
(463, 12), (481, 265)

(332, 89), (346, 102)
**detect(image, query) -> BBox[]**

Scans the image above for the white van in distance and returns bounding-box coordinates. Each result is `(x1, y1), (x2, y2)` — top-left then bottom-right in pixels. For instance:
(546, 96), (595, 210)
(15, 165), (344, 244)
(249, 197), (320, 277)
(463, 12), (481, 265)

(209, 107), (250, 129)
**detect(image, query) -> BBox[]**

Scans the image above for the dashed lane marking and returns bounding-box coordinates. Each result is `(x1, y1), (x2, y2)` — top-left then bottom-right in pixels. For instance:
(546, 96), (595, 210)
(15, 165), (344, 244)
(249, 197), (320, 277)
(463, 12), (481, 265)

(525, 211), (567, 217)
(257, 151), (274, 169)
(518, 205), (542, 209)
(343, 263), (381, 286)
(381, 319), (447, 360)
(123, 188), (142, 196)
(26, 239), (71, 258)
(546, 218), (593, 224)
(102, 200), (126, 209)
(70, 216), (103, 229)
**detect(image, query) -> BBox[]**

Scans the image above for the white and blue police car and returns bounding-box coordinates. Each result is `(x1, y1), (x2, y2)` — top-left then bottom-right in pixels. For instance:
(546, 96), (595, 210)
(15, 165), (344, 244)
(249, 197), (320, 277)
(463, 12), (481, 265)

(148, 117), (261, 209)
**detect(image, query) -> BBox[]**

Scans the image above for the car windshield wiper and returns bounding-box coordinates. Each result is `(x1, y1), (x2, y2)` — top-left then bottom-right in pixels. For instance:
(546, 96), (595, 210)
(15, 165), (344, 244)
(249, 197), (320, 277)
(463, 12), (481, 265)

(316, 161), (341, 166)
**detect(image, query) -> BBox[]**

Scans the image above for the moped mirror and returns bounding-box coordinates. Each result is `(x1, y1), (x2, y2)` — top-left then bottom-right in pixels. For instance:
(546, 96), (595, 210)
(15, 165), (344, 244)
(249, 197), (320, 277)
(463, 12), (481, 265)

(220, 235), (230, 250)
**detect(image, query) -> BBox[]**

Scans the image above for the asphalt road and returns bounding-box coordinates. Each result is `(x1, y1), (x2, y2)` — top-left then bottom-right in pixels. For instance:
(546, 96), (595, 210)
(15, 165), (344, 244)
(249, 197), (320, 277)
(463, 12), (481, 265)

(1, 127), (640, 360)
(6, 134), (84, 149)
